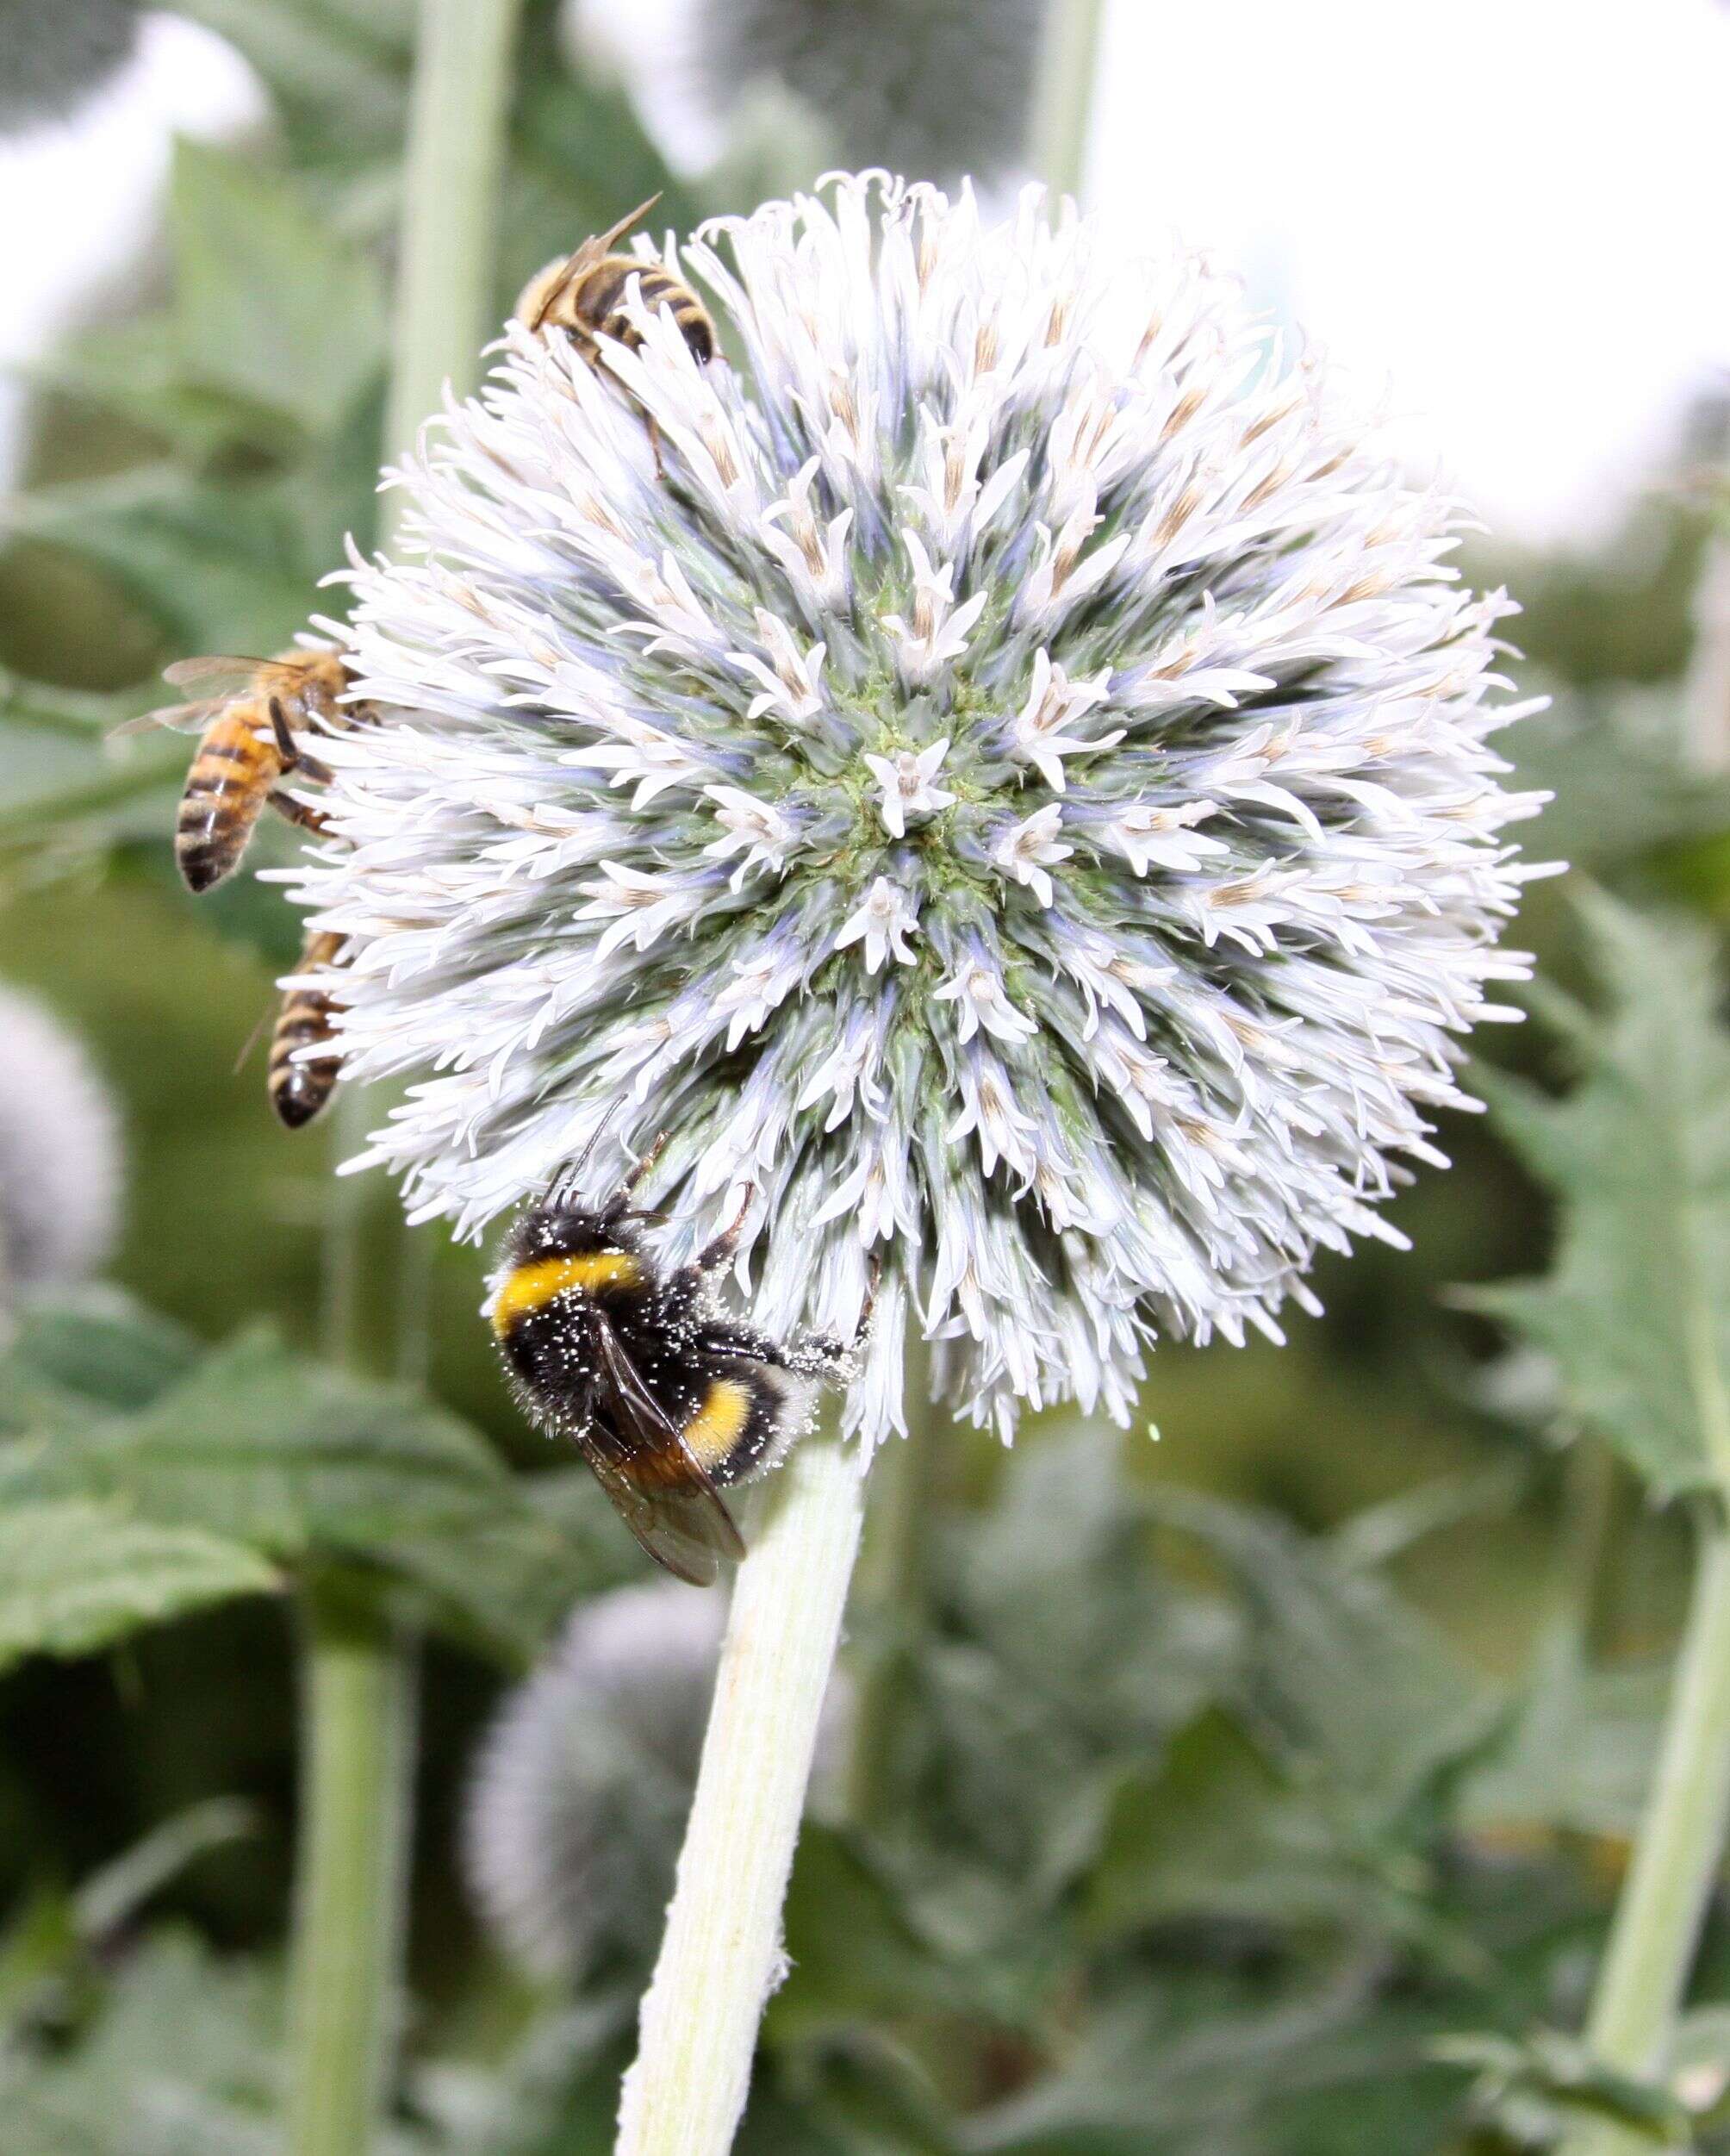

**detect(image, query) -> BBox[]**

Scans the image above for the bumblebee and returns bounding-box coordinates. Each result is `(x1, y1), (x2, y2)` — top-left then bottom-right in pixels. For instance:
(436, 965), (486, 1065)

(515, 195), (719, 466)
(490, 1140), (852, 1585)
(115, 650), (362, 894)
(267, 927), (346, 1130)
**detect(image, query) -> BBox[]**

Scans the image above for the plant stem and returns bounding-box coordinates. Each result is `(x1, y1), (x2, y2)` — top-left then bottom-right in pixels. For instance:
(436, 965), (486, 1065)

(843, 1337), (934, 1826)
(1029, 0), (1105, 203)
(616, 1426), (868, 2156)
(291, 5), (521, 2153)
(1560, 1515), (1730, 2156)
(383, 0), (522, 499)
(284, 1579), (418, 2156)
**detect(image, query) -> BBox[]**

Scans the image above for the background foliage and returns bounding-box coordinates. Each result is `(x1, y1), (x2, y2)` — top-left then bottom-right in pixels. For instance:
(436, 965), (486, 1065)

(3, 3), (1730, 2151)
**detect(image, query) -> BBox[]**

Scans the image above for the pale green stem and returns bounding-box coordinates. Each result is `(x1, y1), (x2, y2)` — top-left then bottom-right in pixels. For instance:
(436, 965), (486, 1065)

(291, 4), (520, 2152)
(1559, 1517), (1730, 2156)
(284, 1581), (419, 2156)
(1029, 0), (1105, 203)
(843, 1337), (934, 1826)
(615, 1427), (868, 2156)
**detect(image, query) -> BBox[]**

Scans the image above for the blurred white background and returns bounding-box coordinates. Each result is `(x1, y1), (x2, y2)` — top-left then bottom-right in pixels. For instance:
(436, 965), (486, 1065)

(2, 0), (1727, 543)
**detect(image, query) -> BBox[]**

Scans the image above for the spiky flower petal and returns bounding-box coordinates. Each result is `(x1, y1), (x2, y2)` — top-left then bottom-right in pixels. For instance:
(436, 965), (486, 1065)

(287, 175), (1547, 1448)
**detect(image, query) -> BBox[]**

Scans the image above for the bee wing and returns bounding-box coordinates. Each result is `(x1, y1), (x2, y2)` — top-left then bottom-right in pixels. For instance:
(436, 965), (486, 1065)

(109, 699), (223, 739)
(526, 193), (665, 330)
(580, 1448), (736, 1587)
(591, 191), (663, 256)
(585, 1311), (745, 1584)
(160, 655), (275, 693)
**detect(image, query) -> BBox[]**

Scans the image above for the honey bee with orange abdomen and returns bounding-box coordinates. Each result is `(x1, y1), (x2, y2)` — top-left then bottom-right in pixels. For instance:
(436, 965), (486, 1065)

(490, 1137), (857, 1585)
(268, 927), (347, 1130)
(115, 650), (358, 894)
(515, 196), (719, 464)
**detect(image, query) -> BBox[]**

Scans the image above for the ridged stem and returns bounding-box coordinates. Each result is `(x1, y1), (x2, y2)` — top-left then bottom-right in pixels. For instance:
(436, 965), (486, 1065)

(843, 1337), (934, 1826)
(1029, 0), (1105, 203)
(1559, 1514), (1730, 2156)
(615, 1424), (868, 2156)
(290, 4), (520, 2152)
(284, 1580), (419, 2156)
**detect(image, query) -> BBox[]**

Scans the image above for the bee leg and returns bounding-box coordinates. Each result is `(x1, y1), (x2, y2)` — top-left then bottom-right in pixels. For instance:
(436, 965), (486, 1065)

(601, 1129), (672, 1223)
(626, 1128), (669, 1187)
(646, 414), (666, 479)
(692, 1183), (756, 1274)
(706, 1321), (851, 1379)
(268, 695), (336, 784)
(267, 791), (332, 836)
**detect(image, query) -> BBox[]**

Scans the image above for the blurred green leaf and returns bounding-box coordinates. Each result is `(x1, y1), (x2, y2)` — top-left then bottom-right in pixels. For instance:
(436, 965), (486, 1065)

(0, 1499), (277, 1673)
(168, 141), (387, 435)
(1438, 2028), (1690, 2149)
(1086, 1709), (1370, 1938)
(0, 1330), (598, 1660)
(2, 1289), (201, 1417)
(1509, 691), (1730, 868)
(0, 1929), (282, 2156)
(5, 467), (329, 655)
(175, 0), (408, 152)
(1147, 1490), (1495, 1833)
(1467, 894), (1730, 1499)
(29, 319), (290, 464)
(771, 1825), (977, 2047)
(1463, 1624), (1665, 1841)
(72, 1799), (260, 1946)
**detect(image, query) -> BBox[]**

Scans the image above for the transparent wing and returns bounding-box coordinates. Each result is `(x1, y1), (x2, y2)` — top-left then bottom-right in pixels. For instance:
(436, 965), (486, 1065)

(581, 1312), (745, 1584)
(109, 699), (226, 739)
(526, 193), (663, 330)
(579, 1446), (738, 1587)
(161, 655), (295, 693)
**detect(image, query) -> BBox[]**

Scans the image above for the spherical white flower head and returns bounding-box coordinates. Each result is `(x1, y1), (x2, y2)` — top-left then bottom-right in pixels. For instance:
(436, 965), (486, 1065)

(0, 984), (122, 1299)
(294, 174), (1547, 1449)
(464, 1582), (726, 1982)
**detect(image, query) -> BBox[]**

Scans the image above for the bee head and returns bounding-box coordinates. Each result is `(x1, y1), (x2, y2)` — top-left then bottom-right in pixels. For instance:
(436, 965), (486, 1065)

(510, 1200), (624, 1263)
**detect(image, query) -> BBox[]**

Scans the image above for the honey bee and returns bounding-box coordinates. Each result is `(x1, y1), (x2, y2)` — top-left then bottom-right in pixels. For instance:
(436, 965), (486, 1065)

(115, 650), (358, 894)
(490, 1137), (856, 1585)
(268, 928), (346, 1130)
(515, 195), (719, 465)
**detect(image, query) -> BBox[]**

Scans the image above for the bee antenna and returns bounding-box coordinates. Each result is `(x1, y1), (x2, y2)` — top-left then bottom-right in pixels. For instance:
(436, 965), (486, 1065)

(545, 1100), (625, 1208)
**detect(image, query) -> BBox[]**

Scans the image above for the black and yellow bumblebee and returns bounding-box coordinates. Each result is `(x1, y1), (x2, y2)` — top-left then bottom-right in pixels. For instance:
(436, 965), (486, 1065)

(490, 1139), (853, 1585)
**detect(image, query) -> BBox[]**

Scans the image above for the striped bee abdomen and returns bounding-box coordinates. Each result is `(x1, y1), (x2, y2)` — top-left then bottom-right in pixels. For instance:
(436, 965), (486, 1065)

(176, 707), (279, 894)
(268, 929), (345, 1130)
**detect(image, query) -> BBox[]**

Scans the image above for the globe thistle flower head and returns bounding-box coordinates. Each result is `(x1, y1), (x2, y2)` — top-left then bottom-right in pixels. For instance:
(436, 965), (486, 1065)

(291, 174), (1547, 1451)
(464, 1583), (726, 1983)
(0, 984), (122, 1299)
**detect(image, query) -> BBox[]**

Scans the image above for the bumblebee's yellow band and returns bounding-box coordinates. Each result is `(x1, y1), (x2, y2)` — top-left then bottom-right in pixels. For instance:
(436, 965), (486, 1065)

(681, 1378), (752, 1470)
(490, 1249), (642, 1335)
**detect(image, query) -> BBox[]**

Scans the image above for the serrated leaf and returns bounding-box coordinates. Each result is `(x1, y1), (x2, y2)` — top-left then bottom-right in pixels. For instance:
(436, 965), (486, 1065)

(0, 1501), (277, 1672)
(168, 140), (386, 434)
(1439, 2027), (1690, 2148)
(0, 1331), (595, 1661)
(1466, 895), (1730, 1499)
(1147, 1491), (1495, 1830)
(1463, 1624), (1666, 1839)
